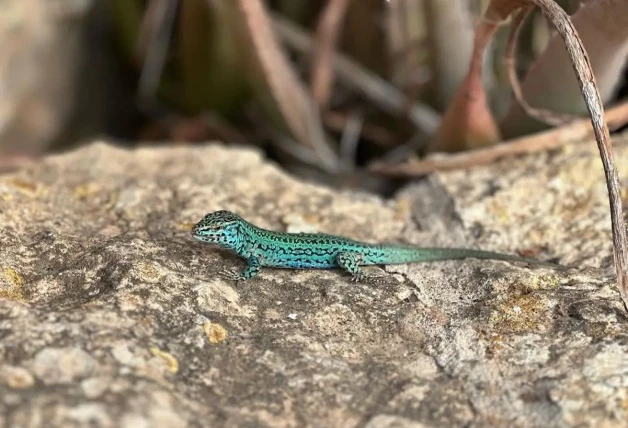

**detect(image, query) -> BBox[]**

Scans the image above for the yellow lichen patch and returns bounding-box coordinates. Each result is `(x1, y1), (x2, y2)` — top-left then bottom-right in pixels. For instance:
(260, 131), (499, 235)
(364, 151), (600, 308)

(394, 198), (410, 221)
(150, 347), (179, 374)
(301, 213), (321, 224)
(557, 190), (595, 223)
(3, 267), (24, 287)
(120, 292), (141, 308)
(487, 199), (511, 224)
(73, 182), (101, 200)
(6, 367), (35, 389)
(525, 225), (556, 246)
(203, 322), (228, 344)
(0, 267), (26, 301)
(558, 157), (602, 189)
(530, 274), (560, 290)
(7, 178), (40, 197)
(621, 396), (628, 419)
(510, 274), (561, 295)
(485, 333), (504, 357)
(489, 293), (553, 334)
(282, 212), (321, 226)
(602, 322), (622, 337)
(584, 321), (623, 341)
(179, 222), (196, 231)
(104, 192), (118, 210)
(283, 213), (321, 234)
(621, 187), (628, 206)
(135, 262), (163, 283)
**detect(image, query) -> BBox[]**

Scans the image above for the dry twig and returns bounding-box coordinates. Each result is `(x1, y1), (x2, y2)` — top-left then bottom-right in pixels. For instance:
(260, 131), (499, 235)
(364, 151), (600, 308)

(370, 100), (628, 174)
(273, 14), (441, 134)
(227, 0), (339, 172)
(310, 0), (350, 109)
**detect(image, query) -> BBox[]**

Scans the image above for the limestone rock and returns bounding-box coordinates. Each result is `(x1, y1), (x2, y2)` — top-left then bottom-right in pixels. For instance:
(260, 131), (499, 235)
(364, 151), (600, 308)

(1, 137), (627, 427)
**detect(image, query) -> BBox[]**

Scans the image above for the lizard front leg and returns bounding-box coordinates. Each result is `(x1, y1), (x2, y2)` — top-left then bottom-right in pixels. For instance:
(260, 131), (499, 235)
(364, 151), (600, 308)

(220, 256), (261, 281)
(336, 251), (387, 284)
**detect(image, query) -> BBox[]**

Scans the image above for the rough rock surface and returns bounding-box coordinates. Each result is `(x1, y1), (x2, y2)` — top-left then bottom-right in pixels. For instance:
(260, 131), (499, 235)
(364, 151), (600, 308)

(1, 136), (628, 427)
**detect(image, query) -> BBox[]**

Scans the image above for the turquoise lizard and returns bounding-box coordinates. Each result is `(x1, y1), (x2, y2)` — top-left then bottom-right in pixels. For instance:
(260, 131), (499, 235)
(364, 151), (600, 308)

(192, 210), (560, 282)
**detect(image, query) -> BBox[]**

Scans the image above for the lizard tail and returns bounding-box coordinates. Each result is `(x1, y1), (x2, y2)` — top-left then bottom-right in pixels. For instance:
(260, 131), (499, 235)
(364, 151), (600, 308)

(366, 245), (560, 268)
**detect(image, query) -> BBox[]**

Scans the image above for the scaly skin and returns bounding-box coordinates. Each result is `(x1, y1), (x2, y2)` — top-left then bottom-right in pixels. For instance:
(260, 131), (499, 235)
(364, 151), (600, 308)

(192, 210), (560, 282)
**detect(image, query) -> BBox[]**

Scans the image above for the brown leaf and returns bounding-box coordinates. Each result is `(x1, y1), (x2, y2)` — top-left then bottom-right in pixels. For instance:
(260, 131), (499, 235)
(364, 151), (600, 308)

(426, 18), (503, 153)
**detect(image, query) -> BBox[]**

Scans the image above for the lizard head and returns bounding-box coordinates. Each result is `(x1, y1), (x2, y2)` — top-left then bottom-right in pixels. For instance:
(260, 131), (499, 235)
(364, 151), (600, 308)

(192, 210), (242, 249)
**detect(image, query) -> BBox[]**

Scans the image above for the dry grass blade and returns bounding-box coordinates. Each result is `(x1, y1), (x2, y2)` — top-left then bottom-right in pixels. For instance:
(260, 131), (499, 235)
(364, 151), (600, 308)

(228, 0), (339, 172)
(273, 14), (441, 134)
(324, 111), (396, 147)
(386, 0), (425, 121)
(423, 0), (475, 110)
(137, 0), (178, 105)
(310, 0), (350, 110)
(369, 100), (628, 176)
(505, 6), (578, 126)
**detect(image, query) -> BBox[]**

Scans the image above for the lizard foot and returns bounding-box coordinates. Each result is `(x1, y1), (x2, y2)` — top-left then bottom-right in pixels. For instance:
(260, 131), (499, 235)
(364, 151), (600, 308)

(218, 268), (248, 281)
(351, 274), (390, 284)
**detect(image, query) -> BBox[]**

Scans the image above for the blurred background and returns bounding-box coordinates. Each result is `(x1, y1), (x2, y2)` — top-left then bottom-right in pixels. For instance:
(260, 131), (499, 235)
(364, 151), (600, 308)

(0, 0), (626, 194)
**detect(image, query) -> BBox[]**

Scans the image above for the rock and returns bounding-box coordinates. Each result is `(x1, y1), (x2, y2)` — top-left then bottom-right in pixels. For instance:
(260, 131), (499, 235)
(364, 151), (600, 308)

(0, 366), (35, 389)
(1, 137), (627, 427)
(0, 0), (121, 161)
(32, 347), (97, 385)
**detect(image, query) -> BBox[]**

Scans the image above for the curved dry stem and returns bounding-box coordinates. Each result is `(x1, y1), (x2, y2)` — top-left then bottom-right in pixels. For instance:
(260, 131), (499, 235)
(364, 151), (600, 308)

(530, 0), (628, 310)
(505, 6), (578, 126)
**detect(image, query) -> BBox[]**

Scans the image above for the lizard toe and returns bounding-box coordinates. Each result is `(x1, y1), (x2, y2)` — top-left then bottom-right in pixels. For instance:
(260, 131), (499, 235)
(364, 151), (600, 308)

(219, 268), (245, 281)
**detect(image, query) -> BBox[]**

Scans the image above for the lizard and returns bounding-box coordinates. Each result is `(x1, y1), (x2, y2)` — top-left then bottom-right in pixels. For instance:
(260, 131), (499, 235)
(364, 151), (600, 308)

(191, 210), (562, 283)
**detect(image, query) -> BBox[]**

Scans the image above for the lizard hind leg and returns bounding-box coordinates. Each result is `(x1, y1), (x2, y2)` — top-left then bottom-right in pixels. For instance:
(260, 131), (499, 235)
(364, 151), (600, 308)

(336, 251), (387, 284)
